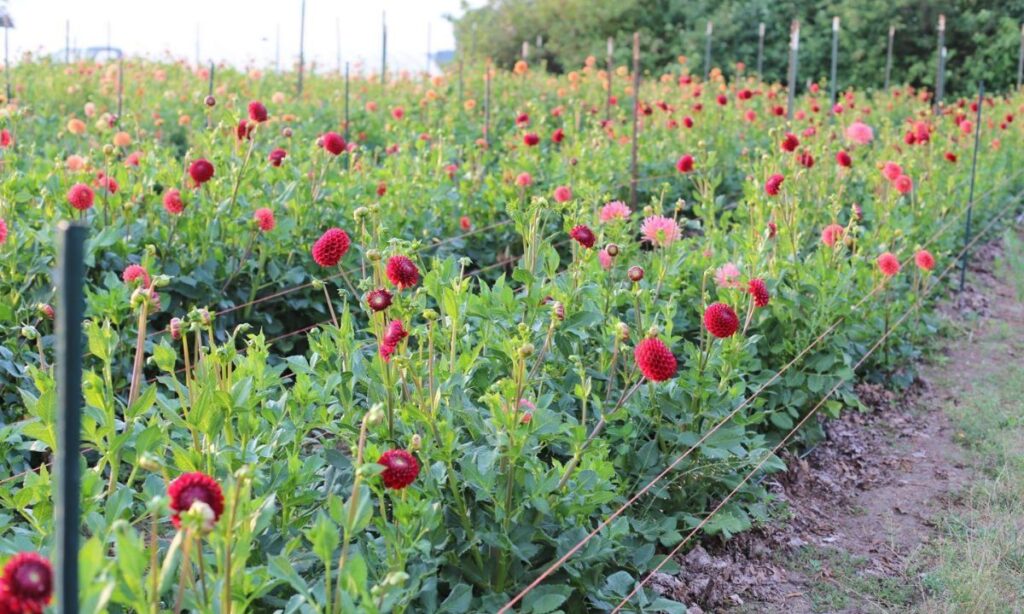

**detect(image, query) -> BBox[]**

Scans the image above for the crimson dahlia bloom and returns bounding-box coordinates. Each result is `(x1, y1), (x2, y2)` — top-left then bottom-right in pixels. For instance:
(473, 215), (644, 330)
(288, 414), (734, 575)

(821, 224), (844, 247)
(378, 449), (420, 489)
(312, 228), (351, 267)
(0, 218), (8, 245)
(764, 174), (784, 196)
(781, 132), (799, 152)
(569, 225), (596, 249)
(321, 132), (346, 155)
(0, 552), (53, 613)
(236, 119), (254, 141)
(551, 128), (565, 143)
(894, 175), (913, 194)
(163, 188), (184, 215)
(189, 159), (215, 186)
(248, 100), (268, 123)
(836, 150), (852, 167)
(386, 256), (420, 289)
(704, 303), (739, 338)
(367, 288), (393, 312)
(634, 337), (678, 382)
(748, 278), (770, 308)
(676, 154), (694, 173)
(268, 148), (287, 167)
(553, 186), (572, 202)
(523, 132), (540, 146)
(379, 319), (409, 361)
(167, 472), (225, 529)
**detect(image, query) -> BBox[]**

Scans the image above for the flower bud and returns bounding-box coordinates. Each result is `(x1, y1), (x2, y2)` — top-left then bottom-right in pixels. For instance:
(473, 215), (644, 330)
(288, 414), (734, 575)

(204, 95), (216, 107)
(366, 249), (382, 262)
(366, 404), (385, 425)
(422, 309), (439, 321)
(551, 301), (565, 321)
(628, 265), (644, 282)
(409, 434), (422, 451)
(518, 343), (535, 358)
(605, 243), (619, 257)
(102, 144), (115, 156)
(20, 325), (38, 340)
(282, 127), (293, 138)
(169, 317), (182, 340)
(138, 453), (161, 471)
(38, 303), (55, 320)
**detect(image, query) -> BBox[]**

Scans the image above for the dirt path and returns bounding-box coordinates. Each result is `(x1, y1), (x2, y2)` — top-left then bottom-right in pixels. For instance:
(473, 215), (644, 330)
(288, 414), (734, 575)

(651, 236), (1024, 613)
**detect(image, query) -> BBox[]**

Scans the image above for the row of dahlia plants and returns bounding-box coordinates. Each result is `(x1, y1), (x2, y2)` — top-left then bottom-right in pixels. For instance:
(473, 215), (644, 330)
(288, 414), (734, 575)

(0, 55), (1021, 611)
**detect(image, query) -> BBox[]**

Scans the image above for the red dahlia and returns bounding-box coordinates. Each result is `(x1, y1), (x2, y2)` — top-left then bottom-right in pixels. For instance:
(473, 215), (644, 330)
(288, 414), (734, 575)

(523, 132), (540, 146)
(268, 148), (287, 167)
(569, 225), (596, 249)
(67, 183), (95, 211)
(877, 252), (901, 276)
(386, 255), (420, 289)
(0, 552), (53, 613)
(378, 449), (420, 490)
(167, 472), (225, 529)
(163, 188), (184, 215)
(748, 278), (770, 308)
(704, 303), (740, 338)
(188, 159), (215, 186)
(781, 132), (799, 152)
(379, 319), (409, 361)
(0, 218), (7, 245)
(764, 174), (784, 196)
(321, 132), (346, 155)
(914, 249), (935, 271)
(254, 208), (275, 232)
(311, 228), (351, 267)
(367, 288), (393, 312)
(248, 100), (268, 123)
(236, 119), (254, 141)
(676, 154), (694, 173)
(551, 128), (565, 143)
(634, 337), (678, 382)
(836, 150), (852, 167)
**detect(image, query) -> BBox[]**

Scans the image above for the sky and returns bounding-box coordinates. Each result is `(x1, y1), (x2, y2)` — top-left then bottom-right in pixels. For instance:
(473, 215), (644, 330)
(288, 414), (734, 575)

(3, 0), (481, 73)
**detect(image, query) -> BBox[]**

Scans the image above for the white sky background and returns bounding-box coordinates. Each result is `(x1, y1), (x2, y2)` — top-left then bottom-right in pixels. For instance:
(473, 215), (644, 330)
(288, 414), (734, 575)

(5, 0), (482, 73)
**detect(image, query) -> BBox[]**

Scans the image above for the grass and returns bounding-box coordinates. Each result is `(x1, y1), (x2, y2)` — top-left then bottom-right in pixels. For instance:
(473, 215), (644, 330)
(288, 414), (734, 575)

(786, 545), (919, 612)
(914, 242), (1024, 614)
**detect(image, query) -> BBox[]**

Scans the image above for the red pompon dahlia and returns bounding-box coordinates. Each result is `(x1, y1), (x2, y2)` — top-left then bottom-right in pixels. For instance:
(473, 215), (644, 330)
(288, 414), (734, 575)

(634, 337), (678, 382)
(764, 174), (784, 196)
(836, 150), (852, 167)
(268, 148), (287, 167)
(377, 449), (420, 490)
(0, 552), (53, 612)
(254, 208), (275, 232)
(0, 217), (7, 245)
(236, 119), (254, 141)
(167, 472), (225, 529)
(748, 278), (770, 308)
(311, 228), (351, 267)
(386, 255), (420, 289)
(188, 158), (215, 186)
(704, 303), (740, 338)
(944, 151), (957, 163)
(877, 252), (901, 276)
(248, 100), (268, 123)
(379, 319), (409, 361)
(163, 188), (184, 215)
(676, 154), (694, 173)
(569, 225), (596, 249)
(67, 183), (95, 210)
(367, 288), (393, 312)
(551, 127), (565, 143)
(122, 264), (150, 287)
(780, 132), (800, 152)
(893, 174), (913, 194)
(460, 216), (472, 231)
(321, 132), (346, 155)
(914, 249), (935, 271)
(553, 186), (572, 202)
(523, 132), (540, 146)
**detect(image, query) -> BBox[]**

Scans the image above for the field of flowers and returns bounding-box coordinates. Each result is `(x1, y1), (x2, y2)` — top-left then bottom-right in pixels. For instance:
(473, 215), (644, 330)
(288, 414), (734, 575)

(0, 54), (1021, 613)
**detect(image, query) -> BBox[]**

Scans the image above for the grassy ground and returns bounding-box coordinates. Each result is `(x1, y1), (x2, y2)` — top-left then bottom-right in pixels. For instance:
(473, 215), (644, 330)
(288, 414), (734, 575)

(915, 234), (1024, 612)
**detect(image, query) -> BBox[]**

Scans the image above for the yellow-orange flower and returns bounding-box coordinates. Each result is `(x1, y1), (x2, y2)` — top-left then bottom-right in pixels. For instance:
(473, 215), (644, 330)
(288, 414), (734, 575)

(514, 60), (528, 75)
(178, 114), (191, 126)
(464, 99), (476, 111)
(113, 131), (132, 147)
(67, 118), (86, 135)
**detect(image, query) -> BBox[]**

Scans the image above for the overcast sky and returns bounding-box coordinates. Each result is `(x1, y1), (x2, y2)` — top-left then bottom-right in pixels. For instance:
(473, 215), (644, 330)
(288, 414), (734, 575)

(4, 0), (480, 73)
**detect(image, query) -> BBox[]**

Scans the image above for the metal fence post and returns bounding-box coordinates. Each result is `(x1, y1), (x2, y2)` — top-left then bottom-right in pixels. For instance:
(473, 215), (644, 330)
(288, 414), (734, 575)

(829, 17), (839, 118)
(297, 0), (306, 96)
(704, 22), (713, 80)
(55, 221), (87, 614)
(959, 82), (984, 292)
(629, 32), (640, 209)
(605, 37), (614, 122)
(757, 22), (766, 81)
(786, 21), (800, 120)
(934, 15), (945, 114)
(884, 25), (895, 90)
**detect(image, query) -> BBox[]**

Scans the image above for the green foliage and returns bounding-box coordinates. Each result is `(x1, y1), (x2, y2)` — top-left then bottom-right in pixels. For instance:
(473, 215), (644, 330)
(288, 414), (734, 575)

(455, 0), (1024, 95)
